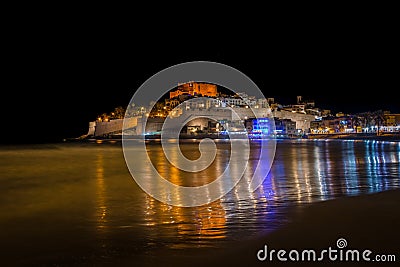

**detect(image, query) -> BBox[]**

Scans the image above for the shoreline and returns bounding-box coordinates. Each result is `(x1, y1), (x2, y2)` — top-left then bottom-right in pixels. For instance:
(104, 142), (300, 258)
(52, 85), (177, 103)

(69, 131), (400, 142)
(230, 189), (400, 266)
(109, 189), (400, 267)
(307, 132), (400, 141)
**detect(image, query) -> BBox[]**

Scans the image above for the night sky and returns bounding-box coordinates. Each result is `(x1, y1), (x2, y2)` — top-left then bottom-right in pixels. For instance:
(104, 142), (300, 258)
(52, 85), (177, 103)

(3, 26), (398, 144)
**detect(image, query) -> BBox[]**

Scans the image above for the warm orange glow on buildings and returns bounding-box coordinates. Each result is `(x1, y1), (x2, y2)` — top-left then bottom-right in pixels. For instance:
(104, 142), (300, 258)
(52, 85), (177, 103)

(169, 82), (218, 99)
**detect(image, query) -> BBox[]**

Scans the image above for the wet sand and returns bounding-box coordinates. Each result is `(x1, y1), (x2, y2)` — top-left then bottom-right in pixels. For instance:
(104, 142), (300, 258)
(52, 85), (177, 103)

(112, 189), (400, 267)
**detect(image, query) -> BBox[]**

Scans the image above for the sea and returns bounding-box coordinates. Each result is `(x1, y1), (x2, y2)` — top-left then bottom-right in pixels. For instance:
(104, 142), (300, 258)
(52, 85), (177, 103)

(0, 139), (399, 266)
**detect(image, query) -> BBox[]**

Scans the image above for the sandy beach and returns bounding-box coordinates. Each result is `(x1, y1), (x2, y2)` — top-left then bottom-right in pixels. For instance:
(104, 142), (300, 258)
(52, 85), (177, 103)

(114, 189), (400, 267)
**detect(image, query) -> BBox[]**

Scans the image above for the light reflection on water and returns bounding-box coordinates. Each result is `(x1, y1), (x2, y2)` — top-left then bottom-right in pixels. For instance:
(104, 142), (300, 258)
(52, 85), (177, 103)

(0, 139), (399, 265)
(142, 195), (227, 249)
(265, 140), (399, 204)
(95, 152), (108, 232)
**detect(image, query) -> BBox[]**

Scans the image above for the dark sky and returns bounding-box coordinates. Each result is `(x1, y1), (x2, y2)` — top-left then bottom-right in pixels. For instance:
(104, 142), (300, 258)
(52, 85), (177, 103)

(3, 25), (398, 144)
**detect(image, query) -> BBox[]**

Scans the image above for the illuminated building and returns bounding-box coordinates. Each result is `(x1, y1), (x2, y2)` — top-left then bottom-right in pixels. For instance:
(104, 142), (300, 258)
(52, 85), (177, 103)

(274, 118), (297, 137)
(246, 118), (296, 138)
(169, 82), (218, 99)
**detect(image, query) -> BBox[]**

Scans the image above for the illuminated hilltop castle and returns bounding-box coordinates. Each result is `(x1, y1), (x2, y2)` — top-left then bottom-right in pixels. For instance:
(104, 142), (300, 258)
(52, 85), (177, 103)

(169, 82), (218, 99)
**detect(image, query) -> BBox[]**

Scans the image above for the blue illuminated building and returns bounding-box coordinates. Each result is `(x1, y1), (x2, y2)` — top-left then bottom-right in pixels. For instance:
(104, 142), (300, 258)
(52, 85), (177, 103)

(246, 117), (297, 138)
(252, 118), (270, 135)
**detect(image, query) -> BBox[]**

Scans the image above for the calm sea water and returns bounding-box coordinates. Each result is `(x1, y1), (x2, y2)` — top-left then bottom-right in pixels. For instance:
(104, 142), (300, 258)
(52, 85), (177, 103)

(0, 139), (399, 266)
